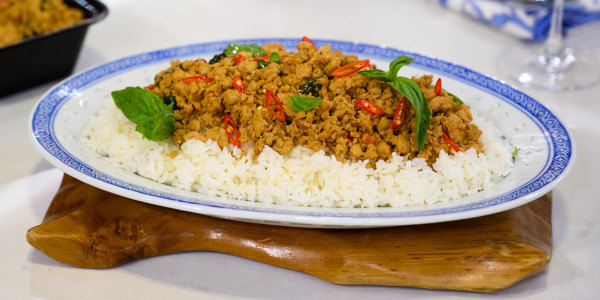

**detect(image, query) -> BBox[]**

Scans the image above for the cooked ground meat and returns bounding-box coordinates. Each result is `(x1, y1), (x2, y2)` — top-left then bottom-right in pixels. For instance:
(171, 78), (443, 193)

(152, 41), (482, 166)
(0, 0), (84, 47)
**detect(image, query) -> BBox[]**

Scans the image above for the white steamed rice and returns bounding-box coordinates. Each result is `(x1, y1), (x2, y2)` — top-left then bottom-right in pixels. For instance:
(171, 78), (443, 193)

(81, 100), (512, 208)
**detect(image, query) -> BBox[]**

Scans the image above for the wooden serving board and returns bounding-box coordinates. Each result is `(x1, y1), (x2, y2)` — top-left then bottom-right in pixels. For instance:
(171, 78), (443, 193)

(27, 174), (552, 293)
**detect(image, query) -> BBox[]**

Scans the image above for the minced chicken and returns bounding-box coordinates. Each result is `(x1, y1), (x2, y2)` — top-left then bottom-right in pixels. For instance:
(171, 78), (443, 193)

(151, 41), (482, 166)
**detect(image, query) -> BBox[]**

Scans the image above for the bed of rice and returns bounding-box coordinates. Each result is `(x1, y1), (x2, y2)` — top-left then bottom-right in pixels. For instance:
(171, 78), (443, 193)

(81, 101), (513, 208)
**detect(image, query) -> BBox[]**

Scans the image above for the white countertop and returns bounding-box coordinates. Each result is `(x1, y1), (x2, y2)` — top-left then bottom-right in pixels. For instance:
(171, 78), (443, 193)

(1, 0), (599, 299)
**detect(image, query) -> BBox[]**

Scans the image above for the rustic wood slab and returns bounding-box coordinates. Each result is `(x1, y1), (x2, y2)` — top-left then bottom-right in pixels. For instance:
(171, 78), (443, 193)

(26, 174), (552, 293)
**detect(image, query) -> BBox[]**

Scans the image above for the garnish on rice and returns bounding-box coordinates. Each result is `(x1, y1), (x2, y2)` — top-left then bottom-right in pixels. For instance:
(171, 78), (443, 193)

(111, 87), (176, 142)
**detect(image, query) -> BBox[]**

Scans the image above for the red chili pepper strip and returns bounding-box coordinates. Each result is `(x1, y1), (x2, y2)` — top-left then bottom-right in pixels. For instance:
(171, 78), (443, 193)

(224, 114), (241, 149)
(197, 58), (207, 63)
(353, 99), (384, 115)
(302, 36), (315, 47)
(264, 89), (286, 122)
(331, 60), (370, 77)
(233, 54), (244, 63)
(434, 78), (442, 96)
(254, 55), (269, 63)
(181, 75), (214, 83)
(144, 84), (155, 91)
(442, 132), (460, 153)
(391, 97), (407, 130)
(233, 75), (245, 93)
(360, 133), (378, 144)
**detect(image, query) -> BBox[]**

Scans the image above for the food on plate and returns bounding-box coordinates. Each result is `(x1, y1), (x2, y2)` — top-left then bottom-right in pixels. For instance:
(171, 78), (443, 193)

(0, 0), (84, 47)
(82, 39), (512, 208)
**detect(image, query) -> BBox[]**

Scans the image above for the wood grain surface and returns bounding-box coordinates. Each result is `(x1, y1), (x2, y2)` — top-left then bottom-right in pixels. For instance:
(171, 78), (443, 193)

(27, 175), (552, 293)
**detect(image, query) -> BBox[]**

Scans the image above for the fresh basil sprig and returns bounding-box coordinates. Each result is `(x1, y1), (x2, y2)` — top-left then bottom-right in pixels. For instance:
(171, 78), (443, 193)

(358, 56), (431, 152)
(111, 87), (177, 142)
(358, 56), (414, 82)
(288, 95), (322, 111)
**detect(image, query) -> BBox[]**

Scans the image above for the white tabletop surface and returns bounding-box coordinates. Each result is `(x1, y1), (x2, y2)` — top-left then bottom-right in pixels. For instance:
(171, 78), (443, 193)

(1, 0), (599, 299)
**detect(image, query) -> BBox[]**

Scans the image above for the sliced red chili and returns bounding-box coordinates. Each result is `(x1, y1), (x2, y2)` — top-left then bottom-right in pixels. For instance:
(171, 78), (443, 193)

(264, 89), (286, 122)
(224, 114), (241, 148)
(181, 75), (214, 83)
(197, 58), (207, 63)
(442, 132), (461, 153)
(434, 78), (442, 96)
(254, 55), (270, 63)
(391, 97), (408, 130)
(331, 60), (370, 77)
(353, 99), (384, 115)
(254, 54), (285, 65)
(302, 36), (315, 47)
(232, 76), (245, 93)
(360, 133), (378, 144)
(233, 54), (244, 63)
(144, 84), (155, 91)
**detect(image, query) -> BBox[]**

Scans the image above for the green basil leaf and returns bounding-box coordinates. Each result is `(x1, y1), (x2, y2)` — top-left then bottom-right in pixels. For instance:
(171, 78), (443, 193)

(386, 56), (414, 81)
(389, 77), (431, 152)
(209, 53), (225, 64)
(447, 91), (464, 104)
(356, 69), (388, 81)
(111, 87), (177, 142)
(223, 43), (267, 57)
(269, 52), (282, 64)
(288, 95), (322, 111)
(257, 59), (269, 69)
(298, 77), (322, 97)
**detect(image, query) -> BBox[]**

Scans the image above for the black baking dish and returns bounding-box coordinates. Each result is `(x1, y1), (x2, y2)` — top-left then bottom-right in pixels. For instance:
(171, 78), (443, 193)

(0, 0), (108, 96)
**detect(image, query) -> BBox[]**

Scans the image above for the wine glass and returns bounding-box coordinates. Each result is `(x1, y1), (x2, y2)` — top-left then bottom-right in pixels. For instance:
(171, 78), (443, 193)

(499, 0), (600, 91)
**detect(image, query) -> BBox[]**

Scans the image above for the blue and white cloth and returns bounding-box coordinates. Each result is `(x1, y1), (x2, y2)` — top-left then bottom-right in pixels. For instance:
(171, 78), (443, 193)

(436, 0), (600, 42)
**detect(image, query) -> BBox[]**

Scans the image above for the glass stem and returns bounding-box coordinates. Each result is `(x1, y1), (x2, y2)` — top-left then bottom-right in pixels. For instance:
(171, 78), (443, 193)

(538, 0), (573, 73)
(544, 0), (564, 53)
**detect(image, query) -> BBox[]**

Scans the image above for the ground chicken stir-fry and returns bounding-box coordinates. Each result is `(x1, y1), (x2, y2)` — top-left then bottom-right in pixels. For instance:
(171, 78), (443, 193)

(0, 0), (84, 47)
(152, 41), (482, 166)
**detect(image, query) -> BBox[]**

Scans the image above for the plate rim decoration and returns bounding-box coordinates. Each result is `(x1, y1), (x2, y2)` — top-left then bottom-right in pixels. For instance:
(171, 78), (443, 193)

(29, 38), (575, 228)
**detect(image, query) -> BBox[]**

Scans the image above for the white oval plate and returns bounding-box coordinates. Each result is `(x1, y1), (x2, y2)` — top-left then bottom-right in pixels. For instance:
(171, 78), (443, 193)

(29, 38), (575, 228)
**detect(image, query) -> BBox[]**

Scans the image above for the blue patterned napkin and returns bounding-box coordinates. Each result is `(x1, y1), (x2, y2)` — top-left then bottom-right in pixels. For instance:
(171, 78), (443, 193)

(436, 0), (600, 42)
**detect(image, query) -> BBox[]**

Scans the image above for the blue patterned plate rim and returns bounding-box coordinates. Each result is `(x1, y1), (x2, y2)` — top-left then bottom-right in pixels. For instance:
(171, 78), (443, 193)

(29, 38), (575, 227)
